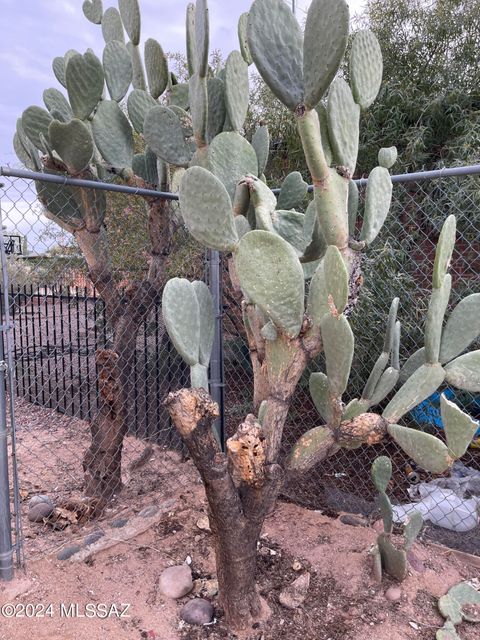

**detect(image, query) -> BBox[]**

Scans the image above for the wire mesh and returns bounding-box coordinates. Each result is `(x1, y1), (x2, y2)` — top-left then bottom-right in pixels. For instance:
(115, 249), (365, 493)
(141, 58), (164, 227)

(0, 168), (479, 564)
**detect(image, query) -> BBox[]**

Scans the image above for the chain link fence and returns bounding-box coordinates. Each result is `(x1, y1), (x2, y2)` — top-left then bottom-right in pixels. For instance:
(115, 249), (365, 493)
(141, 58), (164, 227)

(0, 165), (479, 568)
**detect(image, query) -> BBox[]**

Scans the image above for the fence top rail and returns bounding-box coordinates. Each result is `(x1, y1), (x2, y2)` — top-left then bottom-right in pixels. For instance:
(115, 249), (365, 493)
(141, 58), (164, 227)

(2, 164), (480, 199)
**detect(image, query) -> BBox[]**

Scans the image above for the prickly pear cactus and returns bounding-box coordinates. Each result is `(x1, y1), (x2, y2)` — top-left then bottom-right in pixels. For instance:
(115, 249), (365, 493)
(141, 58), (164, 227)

(370, 456), (423, 582)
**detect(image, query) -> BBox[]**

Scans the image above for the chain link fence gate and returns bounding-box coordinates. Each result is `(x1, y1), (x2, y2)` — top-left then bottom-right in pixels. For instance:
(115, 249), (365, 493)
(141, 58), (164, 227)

(0, 163), (479, 573)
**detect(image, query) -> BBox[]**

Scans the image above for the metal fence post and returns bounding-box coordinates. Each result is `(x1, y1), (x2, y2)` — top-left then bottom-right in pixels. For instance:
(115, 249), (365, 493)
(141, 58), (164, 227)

(0, 188), (13, 581)
(208, 250), (225, 449)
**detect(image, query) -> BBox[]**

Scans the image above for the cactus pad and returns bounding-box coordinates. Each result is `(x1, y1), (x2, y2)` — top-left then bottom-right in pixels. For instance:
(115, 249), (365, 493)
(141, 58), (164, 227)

(235, 230), (305, 338)
(22, 106), (53, 152)
(247, 0), (303, 111)
(179, 166), (238, 252)
(321, 313), (354, 396)
(225, 51), (249, 131)
(383, 363), (445, 423)
(162, 278), (200, 367)
(127, 89), (157, 134)
(238, 12), (253, 65)
(350, 30), (383, 110)
(209, 132), (258, 200)
(403, 510), (423, 550)
(371, 455), (392, 493)
(327, 78), (360, 176)
(323, 245), (348, 315)
(377, 533), (407, 581)
(48, 119), (94, 173)
(387, 424), (452, 473)
(440, 293), (480, 363)
(309, 372), (332, 423)
(118, 0), (141, 46)
(66, 51), (104, 120)
(102, 7), (125, 44)
(378, 146), (398, 169)
(399, 346), (426, 383)
(92, 100), (133, 169)
(103, 41), (132, 102)
(433, 215), (456, 288)
(43, 89), (73, 123)
(273, 211), (306, 254)
(82, 0), (103, 24)
(52, 57), (67, 88)
(359, 166), (393, 244)
(444, 350), (480, 392)
(144, 38), (168, 99)
(277, 171), (308, 211)
(287, 425), (336, 473)
(195, 0), (209, 77)
(303, 0), (349, 109)
(207, 77), (227, 142)
(425, 274), (452, 364)
(144, 106), (193, 167)
(192, 281), (215, 367)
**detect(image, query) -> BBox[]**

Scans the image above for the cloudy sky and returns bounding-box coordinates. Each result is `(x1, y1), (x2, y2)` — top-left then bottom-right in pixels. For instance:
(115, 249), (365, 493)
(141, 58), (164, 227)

(0, 0), (365, 251)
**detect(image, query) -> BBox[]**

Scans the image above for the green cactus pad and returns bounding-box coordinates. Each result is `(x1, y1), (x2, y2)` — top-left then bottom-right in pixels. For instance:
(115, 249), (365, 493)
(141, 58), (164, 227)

(36, 181), (84, 231)
(277, 171), (308, 211)
(324, 245), (348, 315)
(132, 154), (147, 181)
(314, 168), (349, 246)
(321, 313), (354, 397)
(186, 3), (196, 76)
(383, 298), (400, 353)
(436, 620), (462, 640)
(144, 38), (168, 99)
(273, 211), (306, 254)
(350, 30), (383, 110)
(66, 51), (104, 120)
(440, 293), (480, 364)
(251, 124), (269, 176)
(52, 57), (67, 88)
(83, 0), (103, 24)
(102, 7), (125, 44)
(347, 179), (359, 236)
(383, 363), (445, 423)
(362, 353), (389, 400)
(399, 347), (426, 383)
(224, 51), (249, 131)
(425, 274), (452, 364)
(118, 0), (141, 46)
(371, 544), (382, 583)
(309, 372), (333, 424)
(247, 0), (303, 111)
(378, 491), (393, 534)
(234, 215), (251, 239)
(392, 321), (401, 370)
(188, 73), (207, 140)
(303, 0), (349, 109)
(327, 78), (360, 176)
(195, 0), (209, 77)
(378, 533), (407, 581)
(378, 146), (398, 169)
(371, 456), (392, 493)
(48, 119), (94, 173)
(233, 180), (250, 216)
(127, 42), (146, 90)
(92, 100), (133, 168)
(43, 89), (73, 123)
(144, 106), (193, 167)
(192, 281), (215, 367)
(287, 426), (336, 473)
(169, 83), (190, 110)
(447, 581), (480, 623)
(162, 278), (200, 367)
(103, 41), (132, 102)
(22, 106), (53, 152)
(438, 596), (463, 626)
(209, 132), (258, 200)
(301, 202), (326, 264)
(190, 363), (209, 391)
(316, 103), (333, 166)
(359, 166), (393, 244)
(387, 424), (452, 473)
(403, 510), (423, 550)
(238, 12), (253, 65)
(444, 350), (480, 392)
(235, 230), (305, 338)
(370, 367), (399, 406)
(433, 215), (456, 289)
(207, 77), (226, 142)
(307, 260), (332, 325)
(127, 89), (157, 134)
(342, 398), (368, 420)
(179, 166), (238, 251)
(13, 133), (36, 170)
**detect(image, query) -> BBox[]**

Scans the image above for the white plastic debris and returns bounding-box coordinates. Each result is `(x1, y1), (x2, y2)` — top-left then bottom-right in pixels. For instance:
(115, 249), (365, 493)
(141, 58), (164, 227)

(392, 462), (480, 532)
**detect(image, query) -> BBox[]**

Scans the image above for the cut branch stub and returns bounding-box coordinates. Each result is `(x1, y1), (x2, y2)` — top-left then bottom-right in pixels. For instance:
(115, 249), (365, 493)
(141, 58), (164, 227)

(179, 166), (239, 252)
(247, 0), (303, 111)
(382, 363), (445, 423)
(165, 387), (219, 440)
(162, 278), (201, 367)
(349, 30), (383, 110)
(439, 293), (480, 363)
(444, 350), (480, 392)
(226, 414), (265, 487)
(303, 0), (349, 109)
(234, 230), (305, 339)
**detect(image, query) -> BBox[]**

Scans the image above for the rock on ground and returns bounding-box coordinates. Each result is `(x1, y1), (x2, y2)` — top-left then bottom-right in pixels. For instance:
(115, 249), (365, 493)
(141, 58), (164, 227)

(180, 598), (214, 625)
(159, 565), (193, 599)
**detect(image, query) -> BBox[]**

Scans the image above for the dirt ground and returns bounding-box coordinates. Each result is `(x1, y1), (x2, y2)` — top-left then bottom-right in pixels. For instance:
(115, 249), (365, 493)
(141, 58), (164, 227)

(2, 398), (479, 640)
